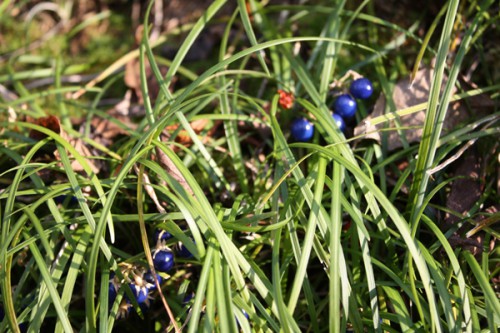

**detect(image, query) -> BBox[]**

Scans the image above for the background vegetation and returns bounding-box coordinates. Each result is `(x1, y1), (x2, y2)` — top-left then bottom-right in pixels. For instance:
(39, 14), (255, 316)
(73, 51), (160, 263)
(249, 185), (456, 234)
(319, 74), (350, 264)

(0, 0), (499, 332)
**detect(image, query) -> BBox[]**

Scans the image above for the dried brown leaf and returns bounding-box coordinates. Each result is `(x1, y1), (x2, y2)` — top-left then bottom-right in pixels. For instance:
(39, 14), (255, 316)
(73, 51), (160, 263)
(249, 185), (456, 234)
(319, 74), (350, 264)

(155, 139), (193, 196)
(124, 25), (170, 107)
(354, 67), (488, 151)
(163, 119), (219, 152)
(444, 148), (483, 226)
(28, 115), (101, 174)
(29, 115), (61, 141)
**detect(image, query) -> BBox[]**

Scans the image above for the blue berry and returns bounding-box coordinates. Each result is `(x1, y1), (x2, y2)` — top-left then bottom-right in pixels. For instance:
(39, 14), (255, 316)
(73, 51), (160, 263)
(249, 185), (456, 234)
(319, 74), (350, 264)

(129, 283), (149, 304)
(349, 78), (373, 99)
(333, 94), (357, 118)
(19, 322), (27, 333)
(154, 229), (173, 243)
(291, 118), (314, 141)
(109, 282), (118, 306)
(183, 292), (195, 305)
(153, 249), (175, 272)
(0, 306), (27, 333)
(236, 309), (251, 328)
(177, 240), (194, 258)
(144, 270), (163, 290)
(332, 113), (346, 132)
(54, 195), (78, 205)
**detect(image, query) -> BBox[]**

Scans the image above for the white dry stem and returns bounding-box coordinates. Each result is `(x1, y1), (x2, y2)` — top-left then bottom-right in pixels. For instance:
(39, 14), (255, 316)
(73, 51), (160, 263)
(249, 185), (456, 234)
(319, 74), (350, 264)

(427, 116), (499, 175)
(133, 164), (166, 214)
(51, 222), (79, 273)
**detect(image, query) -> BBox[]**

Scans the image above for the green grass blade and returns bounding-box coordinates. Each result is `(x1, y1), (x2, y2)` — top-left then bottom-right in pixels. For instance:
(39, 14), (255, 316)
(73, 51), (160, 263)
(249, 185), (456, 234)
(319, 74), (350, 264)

(408, 0), (460, 227)
(237, 0), (270, 75)
(329, 153), (343, 333)
(462, 251), (500, 320)
(318, 1), (345, 101)
(380, 286), (413, 331)
(25, 232), (73, 332)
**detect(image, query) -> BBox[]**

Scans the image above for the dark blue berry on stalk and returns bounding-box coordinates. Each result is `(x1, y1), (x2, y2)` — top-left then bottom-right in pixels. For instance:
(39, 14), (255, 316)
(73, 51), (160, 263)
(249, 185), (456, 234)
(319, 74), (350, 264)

(153, 249), (175, 273)
(236, 309), (251, 329)
(0, 305), (27, 333)
(291, 118), (314, 142)
(144, 270), (163, 291)
(18, 322), (27, 333)
(183, 292), (195, 305)
(154, 229), (173, 243)
(54, 195), (78, 205)
(332, 113), (346, 132)
(109, 282), (118, 306)
(242, 309), (250, 320)
(333, 94), (357, 118)
(349, 78), (373, 99)
(177, 241), (194, 258)
(129, 283), (149, 305)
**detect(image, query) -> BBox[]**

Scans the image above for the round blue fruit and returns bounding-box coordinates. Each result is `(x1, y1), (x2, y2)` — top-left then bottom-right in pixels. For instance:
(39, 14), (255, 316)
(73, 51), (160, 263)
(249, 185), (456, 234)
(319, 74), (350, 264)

(129, 284), (149, 304)
(183, 292), (195, 305)
(332, 113), (346, 132)
(349, 78), (373, 99)
(333, 94), (357, 118)
(291, 118), (314, 141)
(153, 249), (175, 272)
(109, 282), (118, 305)
(154, 229), (173, 243)
(144, 270), (163, 290)
(178, 244), (193, 258)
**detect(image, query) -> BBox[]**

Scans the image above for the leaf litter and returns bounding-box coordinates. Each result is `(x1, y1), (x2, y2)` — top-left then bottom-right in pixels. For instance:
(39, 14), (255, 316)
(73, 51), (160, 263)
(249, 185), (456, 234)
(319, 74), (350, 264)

(354, 65), (499, 255)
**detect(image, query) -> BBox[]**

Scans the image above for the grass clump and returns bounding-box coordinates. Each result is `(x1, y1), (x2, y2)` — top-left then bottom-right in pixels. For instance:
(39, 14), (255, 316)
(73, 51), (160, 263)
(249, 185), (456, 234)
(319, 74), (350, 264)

(1, 0), (499, 332)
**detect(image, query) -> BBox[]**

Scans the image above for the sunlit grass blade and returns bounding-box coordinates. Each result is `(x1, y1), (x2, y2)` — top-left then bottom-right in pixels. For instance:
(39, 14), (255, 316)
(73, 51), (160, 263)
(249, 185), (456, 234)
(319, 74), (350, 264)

(410, 4), (447, 82)
(56, 225), (92, 333)
(380, 286), (413, 331)
(25, 232), (73, 332)
(329, 152), (343, 333)
(462, 251), (500, 322)
(287, 155), (326, 313)
(317, 1), (345, 101)
(237, 0), (270, 75)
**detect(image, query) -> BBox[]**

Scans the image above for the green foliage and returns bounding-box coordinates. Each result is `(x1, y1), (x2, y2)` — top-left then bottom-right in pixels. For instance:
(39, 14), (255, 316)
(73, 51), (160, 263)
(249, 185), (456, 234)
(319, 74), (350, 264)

(1, 0), (499, 332)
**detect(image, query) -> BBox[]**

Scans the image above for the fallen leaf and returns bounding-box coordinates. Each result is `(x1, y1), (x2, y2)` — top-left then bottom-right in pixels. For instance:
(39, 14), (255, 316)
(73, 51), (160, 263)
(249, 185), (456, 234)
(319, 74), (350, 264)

(29, 115), (61, 141)
(444, 148), (483, 226)
(90, 113), (137, 147)
(28, 115), (101, 174)
(354, 66), (490, 151)
(163, 119), (220, 152)
(124, 26), (170, 107)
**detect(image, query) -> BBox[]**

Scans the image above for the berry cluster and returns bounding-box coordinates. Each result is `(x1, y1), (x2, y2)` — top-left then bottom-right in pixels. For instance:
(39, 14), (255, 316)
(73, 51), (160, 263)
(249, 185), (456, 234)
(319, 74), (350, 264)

(331, 77), (373, 128)
(108, 229), (193, 319)
(289, 77), (373, 141)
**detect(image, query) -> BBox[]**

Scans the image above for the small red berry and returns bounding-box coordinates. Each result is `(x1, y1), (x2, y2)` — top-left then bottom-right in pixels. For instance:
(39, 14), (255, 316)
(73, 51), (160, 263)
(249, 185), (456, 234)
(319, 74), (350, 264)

(278, 89), (294, 110)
